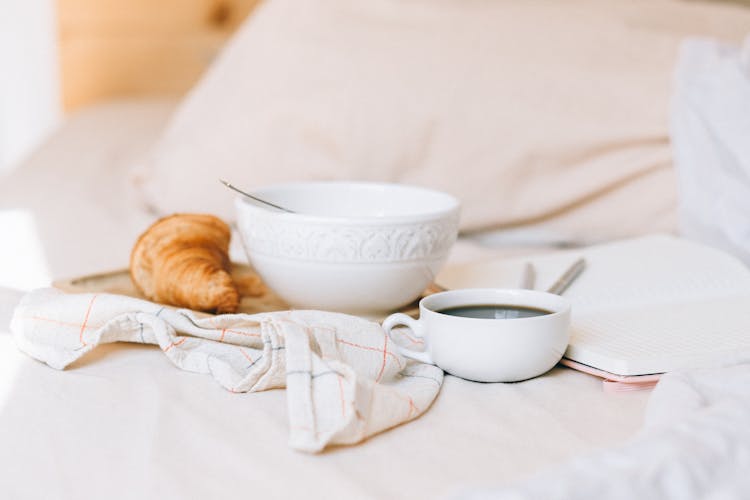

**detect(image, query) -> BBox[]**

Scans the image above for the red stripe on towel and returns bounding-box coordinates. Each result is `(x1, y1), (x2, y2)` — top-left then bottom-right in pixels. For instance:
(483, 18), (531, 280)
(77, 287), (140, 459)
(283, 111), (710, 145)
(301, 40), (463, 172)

(336, 339), (403, 369)
(237, 347), (253, 363)
(79, 295), (98, 346)
(375, 334), (389, 383)
(164, 338), (186, 352)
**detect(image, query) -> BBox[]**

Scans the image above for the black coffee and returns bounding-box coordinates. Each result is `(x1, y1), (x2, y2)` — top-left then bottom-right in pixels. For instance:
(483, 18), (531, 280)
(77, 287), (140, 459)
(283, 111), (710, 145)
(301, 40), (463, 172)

(436, 304), (552, 320)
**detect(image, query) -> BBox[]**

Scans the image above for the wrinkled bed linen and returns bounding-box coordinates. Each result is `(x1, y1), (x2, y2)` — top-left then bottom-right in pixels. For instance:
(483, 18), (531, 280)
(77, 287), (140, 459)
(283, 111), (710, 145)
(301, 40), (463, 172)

(0, 302), (649, 500)
(0, 99), (652, 498)
(672, 36), (750, 266)
(0, 98), (559, 290)
(0, 99), (174, 282)
(11, 288), (443, 452)
(456, 355), (750, 499)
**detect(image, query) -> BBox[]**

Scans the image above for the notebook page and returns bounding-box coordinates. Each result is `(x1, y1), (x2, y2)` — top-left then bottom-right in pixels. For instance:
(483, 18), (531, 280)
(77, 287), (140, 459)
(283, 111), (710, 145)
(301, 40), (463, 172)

(535, 235), (750, 315)
(569, 295), (750, 375)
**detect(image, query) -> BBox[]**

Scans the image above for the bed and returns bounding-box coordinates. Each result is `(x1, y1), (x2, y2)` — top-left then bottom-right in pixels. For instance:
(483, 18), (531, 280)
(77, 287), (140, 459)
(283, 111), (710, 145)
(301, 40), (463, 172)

(0, 100), (652, 499)
(3, 0), (750, 498)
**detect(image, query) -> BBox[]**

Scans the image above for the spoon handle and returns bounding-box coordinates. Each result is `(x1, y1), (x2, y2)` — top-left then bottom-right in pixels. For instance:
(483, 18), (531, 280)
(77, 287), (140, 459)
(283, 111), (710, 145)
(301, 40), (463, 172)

(219, 179), (295, 213)
(520, 262), (536, 289)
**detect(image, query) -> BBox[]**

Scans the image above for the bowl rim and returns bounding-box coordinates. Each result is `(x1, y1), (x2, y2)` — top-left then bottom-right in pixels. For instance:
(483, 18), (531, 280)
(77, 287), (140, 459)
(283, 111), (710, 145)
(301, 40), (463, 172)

(235, 181), (461, 225)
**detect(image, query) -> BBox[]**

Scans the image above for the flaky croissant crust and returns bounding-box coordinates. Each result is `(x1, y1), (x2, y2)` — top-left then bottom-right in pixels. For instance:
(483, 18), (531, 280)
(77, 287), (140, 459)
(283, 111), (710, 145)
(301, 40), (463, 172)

(130, 214), (239, 313)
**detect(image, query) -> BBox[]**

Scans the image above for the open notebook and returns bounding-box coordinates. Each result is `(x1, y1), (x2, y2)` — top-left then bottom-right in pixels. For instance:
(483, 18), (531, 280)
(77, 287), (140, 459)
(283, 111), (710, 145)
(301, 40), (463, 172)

(439, 235), (750, 377)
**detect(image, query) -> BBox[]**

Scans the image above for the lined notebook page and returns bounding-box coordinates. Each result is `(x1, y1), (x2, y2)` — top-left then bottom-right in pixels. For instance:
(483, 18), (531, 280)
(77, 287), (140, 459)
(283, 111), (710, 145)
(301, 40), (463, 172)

(439, 235), (750, 376)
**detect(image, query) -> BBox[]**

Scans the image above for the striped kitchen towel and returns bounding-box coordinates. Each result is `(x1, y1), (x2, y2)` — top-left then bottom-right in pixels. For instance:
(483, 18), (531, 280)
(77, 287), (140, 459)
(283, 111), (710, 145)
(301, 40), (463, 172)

(11, 288), (443, 452)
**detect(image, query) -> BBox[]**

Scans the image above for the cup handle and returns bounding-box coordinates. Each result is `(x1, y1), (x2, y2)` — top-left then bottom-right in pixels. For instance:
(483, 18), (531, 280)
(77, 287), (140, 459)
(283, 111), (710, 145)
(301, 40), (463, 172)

(382, 313), (434, 365)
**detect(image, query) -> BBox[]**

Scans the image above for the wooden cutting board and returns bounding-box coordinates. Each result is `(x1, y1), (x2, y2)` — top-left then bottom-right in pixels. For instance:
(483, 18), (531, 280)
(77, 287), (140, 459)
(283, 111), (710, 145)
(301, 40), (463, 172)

(53, 263), (427, 319)
(53, 263), (289, 316)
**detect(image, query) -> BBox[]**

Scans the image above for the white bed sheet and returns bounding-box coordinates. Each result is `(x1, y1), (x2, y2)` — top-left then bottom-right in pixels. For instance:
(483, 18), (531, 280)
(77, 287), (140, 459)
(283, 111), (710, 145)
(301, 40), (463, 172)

(0, 99), (175, 284)
(0, 101), (650, 499)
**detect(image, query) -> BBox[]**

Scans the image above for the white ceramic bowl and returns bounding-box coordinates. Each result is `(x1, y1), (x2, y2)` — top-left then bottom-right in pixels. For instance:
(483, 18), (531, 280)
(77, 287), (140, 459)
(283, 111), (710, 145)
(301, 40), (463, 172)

(235, 181), (460, 314)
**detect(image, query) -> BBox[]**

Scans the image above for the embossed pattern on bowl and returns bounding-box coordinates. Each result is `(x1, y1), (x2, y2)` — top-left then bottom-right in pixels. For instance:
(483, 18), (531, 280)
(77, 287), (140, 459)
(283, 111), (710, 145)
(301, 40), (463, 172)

(240, 215), (459, 263)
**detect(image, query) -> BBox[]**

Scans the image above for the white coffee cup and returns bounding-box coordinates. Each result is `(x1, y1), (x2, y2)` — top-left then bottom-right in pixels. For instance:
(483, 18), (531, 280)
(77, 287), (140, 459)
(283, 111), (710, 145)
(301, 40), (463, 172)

(382, 288), (571, 382)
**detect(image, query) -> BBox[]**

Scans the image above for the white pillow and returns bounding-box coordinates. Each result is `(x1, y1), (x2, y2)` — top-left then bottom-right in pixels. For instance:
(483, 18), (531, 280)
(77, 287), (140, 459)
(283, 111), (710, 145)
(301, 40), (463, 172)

(132, 0), (750, 242)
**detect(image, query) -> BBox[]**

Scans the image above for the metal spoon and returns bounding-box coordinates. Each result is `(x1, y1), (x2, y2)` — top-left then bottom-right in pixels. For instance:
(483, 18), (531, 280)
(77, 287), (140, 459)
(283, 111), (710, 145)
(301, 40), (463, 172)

(546, 258), (586, 295)
(219, 179), (296, 213)
(520, 262), (536, 290)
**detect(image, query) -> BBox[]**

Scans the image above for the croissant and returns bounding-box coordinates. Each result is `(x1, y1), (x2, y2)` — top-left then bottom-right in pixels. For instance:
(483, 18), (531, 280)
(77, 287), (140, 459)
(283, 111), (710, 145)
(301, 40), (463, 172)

(130, 214), (239, 313)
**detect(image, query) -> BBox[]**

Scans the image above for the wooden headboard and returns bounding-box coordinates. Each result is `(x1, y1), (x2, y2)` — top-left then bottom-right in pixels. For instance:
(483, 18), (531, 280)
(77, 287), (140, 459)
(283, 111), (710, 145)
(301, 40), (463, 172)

(58, 0), (261, 111)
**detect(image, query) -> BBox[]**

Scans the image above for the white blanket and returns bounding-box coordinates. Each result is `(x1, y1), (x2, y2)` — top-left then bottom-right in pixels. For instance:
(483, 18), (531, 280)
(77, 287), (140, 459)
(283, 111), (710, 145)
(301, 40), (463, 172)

(672, 35), (750, 266)
(0, 99), (654, 498)
(10, 288), (443, 453)
(457, 356), (750, 499)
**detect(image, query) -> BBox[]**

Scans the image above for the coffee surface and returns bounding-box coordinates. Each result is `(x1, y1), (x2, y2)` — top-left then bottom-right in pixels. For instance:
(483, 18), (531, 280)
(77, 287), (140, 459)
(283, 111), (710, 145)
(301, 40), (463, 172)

(436, 304), (552, 320)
